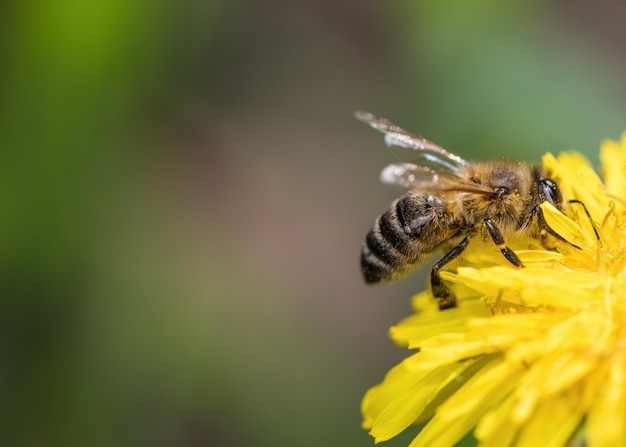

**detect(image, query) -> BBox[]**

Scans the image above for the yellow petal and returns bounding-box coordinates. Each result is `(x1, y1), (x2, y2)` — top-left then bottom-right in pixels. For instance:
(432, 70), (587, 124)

(361, 353), (423, 429)
(475, 393), (518, 447)
(408, 357), (522, 447)
(446, 266), (602, 309)
(515, 388), (584, 447)
(600, 136), (626, 201)
(368, 360), (476, 443)
(541, 202), (596, 250)
(390, 297), (490, 347)
(586, 352), (626, 447)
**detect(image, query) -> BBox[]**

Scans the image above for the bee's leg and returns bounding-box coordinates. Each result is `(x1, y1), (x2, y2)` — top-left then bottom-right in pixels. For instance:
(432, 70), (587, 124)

(518, 206), (537, 230)
(431, 236), (471, 310)
(568, 199), (601, 242)
(519, 205), (558, 249)
(484, 218), (524, 267)
(534, 206), (550, 248)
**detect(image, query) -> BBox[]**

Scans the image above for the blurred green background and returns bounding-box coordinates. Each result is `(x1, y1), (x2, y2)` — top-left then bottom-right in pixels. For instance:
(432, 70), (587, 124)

(2, 1), (626, 446)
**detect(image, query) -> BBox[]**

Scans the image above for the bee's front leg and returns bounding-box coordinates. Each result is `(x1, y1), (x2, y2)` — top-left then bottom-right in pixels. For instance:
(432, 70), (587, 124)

(484, 218), (524, 267)
(533, 206), (550, 249)
(568, 199), (601, 242)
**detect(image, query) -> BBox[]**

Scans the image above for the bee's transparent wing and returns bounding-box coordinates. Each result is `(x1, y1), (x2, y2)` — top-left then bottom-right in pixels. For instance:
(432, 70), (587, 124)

(381, 162), (493, 194)
(379, 163), (444, 189)
(355, 111), (468, 173)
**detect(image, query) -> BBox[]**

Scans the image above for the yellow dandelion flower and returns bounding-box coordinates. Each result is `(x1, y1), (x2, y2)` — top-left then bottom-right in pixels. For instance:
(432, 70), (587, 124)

(362, 133), (626, 447)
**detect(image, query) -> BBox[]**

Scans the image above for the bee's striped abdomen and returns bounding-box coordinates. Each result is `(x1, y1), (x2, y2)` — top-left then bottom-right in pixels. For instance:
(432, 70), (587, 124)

(361, 194), (456, 283)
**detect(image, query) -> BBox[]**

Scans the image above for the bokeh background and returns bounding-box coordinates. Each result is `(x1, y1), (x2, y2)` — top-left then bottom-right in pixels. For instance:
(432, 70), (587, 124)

(3, 1), (626, 446)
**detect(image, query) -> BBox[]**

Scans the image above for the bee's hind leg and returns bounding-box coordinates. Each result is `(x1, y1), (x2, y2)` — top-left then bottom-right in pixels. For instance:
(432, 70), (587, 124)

(431, 236), (471, 310)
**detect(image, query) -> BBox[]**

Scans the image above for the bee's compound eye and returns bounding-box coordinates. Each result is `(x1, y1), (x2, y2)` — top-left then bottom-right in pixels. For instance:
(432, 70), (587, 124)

(541, 179), (562, 205)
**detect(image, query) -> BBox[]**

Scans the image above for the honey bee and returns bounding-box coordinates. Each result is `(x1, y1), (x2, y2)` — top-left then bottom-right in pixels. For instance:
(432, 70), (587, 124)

(357, 111), (566, 310)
